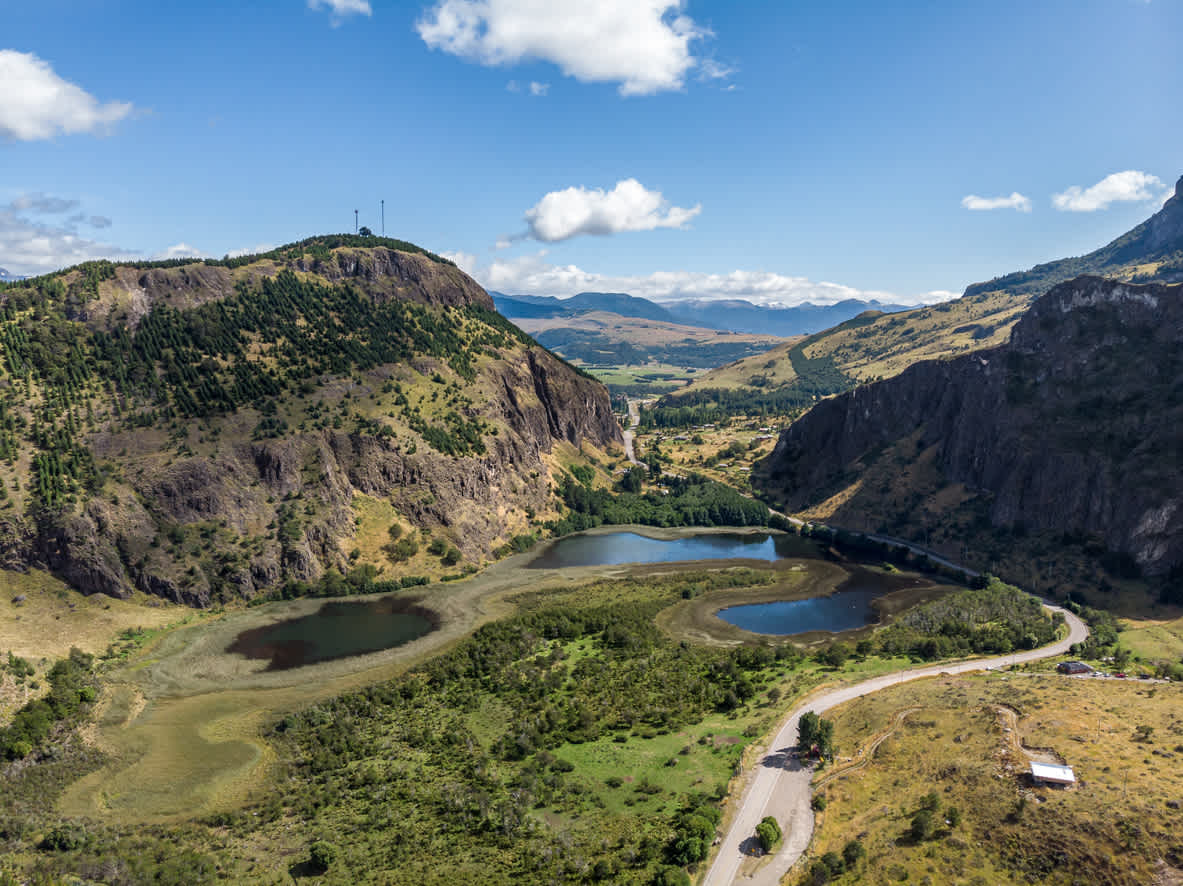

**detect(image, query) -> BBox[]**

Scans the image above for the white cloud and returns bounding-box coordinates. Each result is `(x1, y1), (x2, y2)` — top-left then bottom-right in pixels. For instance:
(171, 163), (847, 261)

(225, 243), (277, 259)
(8, 192), (81, 214)
(307, 0), (372, 24)
(529, 81), (549, 96)
(444, 249), (954, 308)
(0, 208), (136, 276)
(417, 0), (713, 96)
(154, 243), (210, 260)
(523, 178), (700, 243)
(699, 59), (734, 80)
(961, 192), (1032, 213)
(0, 50), (134, 141)
(1052, 170), (1166, 212)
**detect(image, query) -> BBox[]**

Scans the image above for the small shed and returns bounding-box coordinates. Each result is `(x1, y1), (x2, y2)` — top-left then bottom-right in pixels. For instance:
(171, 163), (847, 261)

(1057, 661), (1091, 675)
(1030, 762), (1076, 786)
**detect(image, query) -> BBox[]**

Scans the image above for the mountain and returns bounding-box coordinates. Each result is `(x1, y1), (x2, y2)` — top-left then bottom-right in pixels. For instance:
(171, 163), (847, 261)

(675, 174), (1183, 404)
(0, 236), (620, 606)
(755, 276), (1183, 601)
(511, 311), (785, 371)
(0, 268), (26, 284)
(664, 298), (912, 337)
(964, 175), (1183, 300)
(493, 291), (681, 324)
(493, 289), (910, 337)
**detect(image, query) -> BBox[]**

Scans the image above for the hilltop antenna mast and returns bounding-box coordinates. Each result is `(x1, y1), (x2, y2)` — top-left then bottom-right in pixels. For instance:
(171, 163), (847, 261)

(354, 209), (359, 234)
(381, 199), (385, 236)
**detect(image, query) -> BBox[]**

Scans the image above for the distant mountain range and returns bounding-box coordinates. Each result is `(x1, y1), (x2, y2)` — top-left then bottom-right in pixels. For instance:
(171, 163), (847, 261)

(492, 290), (911, 337)
(0, 268), (28, 283)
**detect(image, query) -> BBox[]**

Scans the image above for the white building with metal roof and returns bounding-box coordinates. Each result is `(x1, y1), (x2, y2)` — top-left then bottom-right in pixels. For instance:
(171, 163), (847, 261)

(1030, 762), (1076, 785)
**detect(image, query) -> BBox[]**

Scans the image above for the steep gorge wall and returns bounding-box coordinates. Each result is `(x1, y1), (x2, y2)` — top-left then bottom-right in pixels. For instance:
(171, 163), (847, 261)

(756, 276), (1183, 575)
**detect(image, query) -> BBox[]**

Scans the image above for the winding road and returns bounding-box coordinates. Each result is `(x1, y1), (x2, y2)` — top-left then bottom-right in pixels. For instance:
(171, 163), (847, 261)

(701, 604), (1089, 886)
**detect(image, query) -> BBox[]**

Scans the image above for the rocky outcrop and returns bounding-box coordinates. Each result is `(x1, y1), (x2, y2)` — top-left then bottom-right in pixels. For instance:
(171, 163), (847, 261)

(290, 248), (493, 309)
(1, 241), (621, 606)
(756, 276), (1183, 575)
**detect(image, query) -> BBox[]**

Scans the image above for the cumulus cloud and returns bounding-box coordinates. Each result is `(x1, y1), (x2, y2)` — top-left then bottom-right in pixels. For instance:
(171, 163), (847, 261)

(0, 208), (136, 276)
(225, 243), (277, 259)
(0, 50), (134, 141)
(1052, 170), (1166, 212)
(522, 178), (700, 243)
(961, 192), (1032, 213)
(444, 250), (954, 308)
(529, 81), (549, 96)
(153, 243), (210, 260)
(417, 0), (713, 96)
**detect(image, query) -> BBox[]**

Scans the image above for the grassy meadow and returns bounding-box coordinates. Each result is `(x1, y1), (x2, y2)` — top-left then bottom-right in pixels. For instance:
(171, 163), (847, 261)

(801, 671), (1183, 886)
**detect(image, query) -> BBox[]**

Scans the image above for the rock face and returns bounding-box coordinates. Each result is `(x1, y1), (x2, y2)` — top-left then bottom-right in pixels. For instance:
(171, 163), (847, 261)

(0, 240), (621, 606)
(755, 276), (1183, 575)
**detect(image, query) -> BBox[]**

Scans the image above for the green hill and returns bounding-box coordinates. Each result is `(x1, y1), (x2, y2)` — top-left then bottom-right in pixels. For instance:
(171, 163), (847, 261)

(0, 237), (621, 605)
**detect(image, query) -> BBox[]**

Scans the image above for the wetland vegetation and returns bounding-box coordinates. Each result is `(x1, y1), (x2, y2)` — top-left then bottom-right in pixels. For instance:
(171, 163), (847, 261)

(0, 526), (1077, 885)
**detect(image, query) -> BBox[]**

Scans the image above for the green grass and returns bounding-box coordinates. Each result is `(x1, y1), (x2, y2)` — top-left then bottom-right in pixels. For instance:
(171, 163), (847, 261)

(1118, 613), (1183, 662)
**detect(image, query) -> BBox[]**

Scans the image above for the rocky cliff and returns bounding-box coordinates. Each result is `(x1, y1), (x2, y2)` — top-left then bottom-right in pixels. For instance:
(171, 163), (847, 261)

(0, 237), (621, 605)
(755, 276), (1183, 577)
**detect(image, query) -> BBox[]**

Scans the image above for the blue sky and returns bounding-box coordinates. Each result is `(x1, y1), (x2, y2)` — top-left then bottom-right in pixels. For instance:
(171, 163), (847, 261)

(2, 0), (1180, 305)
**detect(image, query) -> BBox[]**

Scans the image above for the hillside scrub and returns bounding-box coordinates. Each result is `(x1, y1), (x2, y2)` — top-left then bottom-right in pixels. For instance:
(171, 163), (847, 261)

(0, 648), (97, 760)
(873, 576), (1058, 660)
(549, 471), (772, 535)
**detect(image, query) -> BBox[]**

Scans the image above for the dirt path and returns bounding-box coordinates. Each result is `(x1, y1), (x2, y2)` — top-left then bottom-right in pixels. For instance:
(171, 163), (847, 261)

(701, 604), (1088, 886)
(813, 707), (920, 790)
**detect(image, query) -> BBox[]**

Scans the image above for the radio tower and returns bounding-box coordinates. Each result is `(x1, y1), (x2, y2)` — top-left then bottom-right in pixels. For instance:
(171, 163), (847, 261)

(354, 209), (358, 234)
(381, 199), (385, 235)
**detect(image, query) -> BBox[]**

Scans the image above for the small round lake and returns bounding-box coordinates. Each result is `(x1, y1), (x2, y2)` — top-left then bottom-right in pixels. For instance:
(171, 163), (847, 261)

(716, 587), (881, 636)
(527, 530), (823, 569)
(226, 597), (436, 671)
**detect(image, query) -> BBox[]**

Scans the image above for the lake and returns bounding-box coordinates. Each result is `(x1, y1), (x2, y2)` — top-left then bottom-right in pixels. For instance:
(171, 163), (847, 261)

(228, 530), (900, 669)
(526, 530), (823, 569)
(716, 586), (881, 636)
(227, 596), (436, 671)
(532, 531), (898, 635)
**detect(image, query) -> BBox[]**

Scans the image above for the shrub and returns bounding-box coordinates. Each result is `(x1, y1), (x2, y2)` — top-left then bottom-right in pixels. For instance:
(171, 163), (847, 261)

(308, 841), (338, 872)
(910, 808), (935, 841)
(842, 838), (866, 867)
(755, 815), (782, 852)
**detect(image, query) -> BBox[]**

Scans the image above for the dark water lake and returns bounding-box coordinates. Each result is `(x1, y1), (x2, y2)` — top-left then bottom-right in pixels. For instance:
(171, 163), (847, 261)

(526, 530), (824, 569)
(227, 597), (435, 671)
(717, 586), (881, 635)
(531, 531), (898, 636)
(229, 531), (910, 669)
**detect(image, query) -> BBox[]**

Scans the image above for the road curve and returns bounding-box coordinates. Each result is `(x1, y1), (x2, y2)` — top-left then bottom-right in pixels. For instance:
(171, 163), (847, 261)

(701, 604), (1088, 886)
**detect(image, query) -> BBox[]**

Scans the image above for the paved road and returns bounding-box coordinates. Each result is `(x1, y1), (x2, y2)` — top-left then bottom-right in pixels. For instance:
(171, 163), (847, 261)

(622, 398), (648, 467)
(701, 605), (1088, 886)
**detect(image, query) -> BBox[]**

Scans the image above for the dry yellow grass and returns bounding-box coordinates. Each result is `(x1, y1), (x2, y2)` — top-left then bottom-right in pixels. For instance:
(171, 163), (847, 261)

(0, 569), (185, 663)
(0, 568), (189, 725)
(804, 671), (1183, 885)
(677, 292), (1030, 403)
